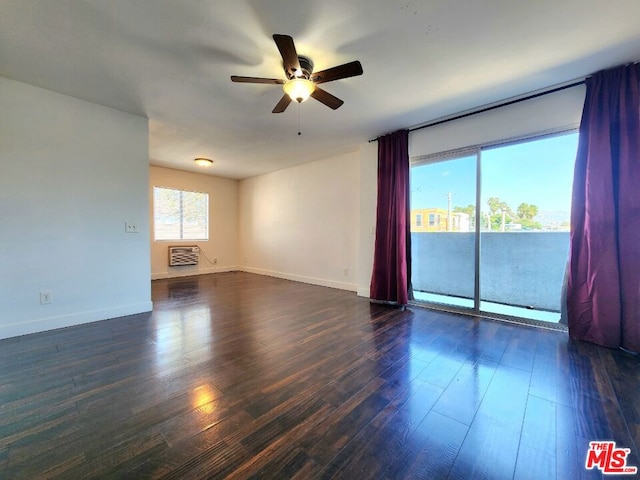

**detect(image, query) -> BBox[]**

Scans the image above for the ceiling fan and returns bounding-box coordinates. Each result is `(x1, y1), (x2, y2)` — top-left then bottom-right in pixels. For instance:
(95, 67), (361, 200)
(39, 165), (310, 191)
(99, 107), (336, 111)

(231, 34), (363, 113)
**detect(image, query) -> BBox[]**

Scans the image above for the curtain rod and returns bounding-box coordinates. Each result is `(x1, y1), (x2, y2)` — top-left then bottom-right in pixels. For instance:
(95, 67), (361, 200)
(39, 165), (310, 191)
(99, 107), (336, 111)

(368, 79), (585, 142)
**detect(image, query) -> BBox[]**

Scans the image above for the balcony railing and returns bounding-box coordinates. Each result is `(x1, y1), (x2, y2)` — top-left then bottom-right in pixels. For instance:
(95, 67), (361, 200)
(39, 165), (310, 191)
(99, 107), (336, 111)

(411, 232), (569, 313)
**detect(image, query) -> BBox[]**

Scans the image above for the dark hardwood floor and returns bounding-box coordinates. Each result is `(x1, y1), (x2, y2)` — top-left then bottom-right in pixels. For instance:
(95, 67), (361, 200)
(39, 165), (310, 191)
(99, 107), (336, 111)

(1, 272), (638, 479)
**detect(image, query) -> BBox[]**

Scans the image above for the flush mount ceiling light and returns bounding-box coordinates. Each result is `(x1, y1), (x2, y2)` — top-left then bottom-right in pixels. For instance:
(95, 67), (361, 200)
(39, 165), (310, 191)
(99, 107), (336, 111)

(194, 157), (214, 167)
(283, 78), (315, 103)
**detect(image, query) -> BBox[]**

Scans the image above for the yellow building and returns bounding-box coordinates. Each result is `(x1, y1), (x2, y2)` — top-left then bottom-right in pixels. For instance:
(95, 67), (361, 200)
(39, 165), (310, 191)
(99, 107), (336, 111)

(411, 208), (470, 232)
(411, 208), (447, 232)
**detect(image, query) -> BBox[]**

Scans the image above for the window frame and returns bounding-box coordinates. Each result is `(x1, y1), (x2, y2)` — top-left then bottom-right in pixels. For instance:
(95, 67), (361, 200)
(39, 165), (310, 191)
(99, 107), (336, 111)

(153, 186), (209, 242)
(409, 127), (579, 325)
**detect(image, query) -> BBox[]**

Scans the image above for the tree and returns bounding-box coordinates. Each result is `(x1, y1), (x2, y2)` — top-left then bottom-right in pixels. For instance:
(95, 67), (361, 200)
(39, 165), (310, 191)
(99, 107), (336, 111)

(517, 203), (538, 220)
(490, 211), (514, 231)
(487, 197), (513, 216)
(483, 198), (544, 231)
(453, 204), (475, 224)
(487, 197), (502, 215)
(519, 218), (542, 230)
(453, 204), (475, 216)
(486, 197), (515, 231)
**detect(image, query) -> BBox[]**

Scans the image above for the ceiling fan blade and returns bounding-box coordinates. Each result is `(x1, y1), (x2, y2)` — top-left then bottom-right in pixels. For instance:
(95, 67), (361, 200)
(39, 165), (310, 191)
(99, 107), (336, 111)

(311, 61), (363, 84)
(272, 94), (292, 113)
(310, 87), (344, 110)
(231, 76), (284, 85)
(273, 34), (301, 77)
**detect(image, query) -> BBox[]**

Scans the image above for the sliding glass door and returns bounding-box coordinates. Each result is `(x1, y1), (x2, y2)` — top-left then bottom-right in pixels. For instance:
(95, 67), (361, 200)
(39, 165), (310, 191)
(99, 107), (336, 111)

(410, 132), (578, 324)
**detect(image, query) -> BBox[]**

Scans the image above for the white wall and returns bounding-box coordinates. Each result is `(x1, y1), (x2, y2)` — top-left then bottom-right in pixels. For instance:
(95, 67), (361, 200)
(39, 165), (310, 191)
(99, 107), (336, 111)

(239, 151), (360, 291)
(0, 76), (151, 340)
(357, 142), (378, 297)
(149, 166), (238, 279)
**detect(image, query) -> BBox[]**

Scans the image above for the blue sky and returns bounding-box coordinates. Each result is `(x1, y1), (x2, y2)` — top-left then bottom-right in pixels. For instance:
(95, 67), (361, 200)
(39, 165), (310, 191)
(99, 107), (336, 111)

(410, 132), (579, 214)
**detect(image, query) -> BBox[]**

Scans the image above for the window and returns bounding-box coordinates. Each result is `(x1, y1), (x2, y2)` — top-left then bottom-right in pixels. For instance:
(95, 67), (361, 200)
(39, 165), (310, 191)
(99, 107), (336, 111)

(416, 213), (423, 227)
(153, 187), (209, 241)
(410, 131), (578, 323)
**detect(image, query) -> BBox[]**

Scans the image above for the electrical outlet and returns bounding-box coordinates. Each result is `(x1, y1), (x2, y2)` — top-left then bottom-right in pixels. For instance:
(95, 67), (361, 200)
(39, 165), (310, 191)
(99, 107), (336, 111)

(213, 257), (218, 265)
(39, 291), (52, 305)
(343, 268), (349, 276)
(125, 221), (138, 233)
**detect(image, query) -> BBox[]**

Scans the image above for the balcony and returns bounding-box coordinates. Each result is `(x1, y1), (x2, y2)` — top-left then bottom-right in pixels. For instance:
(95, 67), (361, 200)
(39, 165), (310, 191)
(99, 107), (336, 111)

(411, 232), (569, 323)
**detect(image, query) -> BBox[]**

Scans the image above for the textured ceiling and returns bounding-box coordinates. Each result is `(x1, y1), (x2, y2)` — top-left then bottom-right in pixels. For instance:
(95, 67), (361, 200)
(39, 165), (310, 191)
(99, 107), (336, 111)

(1, 0), (639, 179)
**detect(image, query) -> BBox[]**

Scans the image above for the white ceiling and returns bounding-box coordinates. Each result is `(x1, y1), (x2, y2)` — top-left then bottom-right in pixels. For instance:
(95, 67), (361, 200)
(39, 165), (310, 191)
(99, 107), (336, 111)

(1, 1), (639, 179)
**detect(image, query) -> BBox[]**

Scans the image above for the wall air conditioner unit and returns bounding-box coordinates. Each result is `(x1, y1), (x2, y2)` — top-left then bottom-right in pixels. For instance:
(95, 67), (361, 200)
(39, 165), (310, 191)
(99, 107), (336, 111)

(168, 246), (199, 266)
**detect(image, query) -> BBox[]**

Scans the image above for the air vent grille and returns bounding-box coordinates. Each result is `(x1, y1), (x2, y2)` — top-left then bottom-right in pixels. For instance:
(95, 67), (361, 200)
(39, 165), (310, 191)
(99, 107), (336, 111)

(169, 246), (199, 266)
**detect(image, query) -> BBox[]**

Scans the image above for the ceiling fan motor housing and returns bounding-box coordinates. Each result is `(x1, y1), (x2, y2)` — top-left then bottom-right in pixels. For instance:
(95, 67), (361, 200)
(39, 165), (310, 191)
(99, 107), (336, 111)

(287, 55), (314, 79)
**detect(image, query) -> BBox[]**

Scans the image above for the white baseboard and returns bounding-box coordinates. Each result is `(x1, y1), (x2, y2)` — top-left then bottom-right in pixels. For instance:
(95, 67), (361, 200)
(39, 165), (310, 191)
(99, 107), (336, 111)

(0, 301), (153, 340)
(239, 266), (358, 292)
(152, 266), (358, 293)
(151, 266), (236, 280)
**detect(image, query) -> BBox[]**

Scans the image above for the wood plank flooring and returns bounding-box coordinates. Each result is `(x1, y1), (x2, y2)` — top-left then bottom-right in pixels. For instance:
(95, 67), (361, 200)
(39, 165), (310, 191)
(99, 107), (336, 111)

(1, 272), (638, 479)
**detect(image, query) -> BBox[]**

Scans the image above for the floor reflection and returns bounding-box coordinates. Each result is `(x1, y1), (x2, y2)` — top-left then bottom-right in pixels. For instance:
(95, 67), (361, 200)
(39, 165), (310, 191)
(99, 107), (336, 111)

(152, 305), (212, 375)
(191, 383), (221, 415)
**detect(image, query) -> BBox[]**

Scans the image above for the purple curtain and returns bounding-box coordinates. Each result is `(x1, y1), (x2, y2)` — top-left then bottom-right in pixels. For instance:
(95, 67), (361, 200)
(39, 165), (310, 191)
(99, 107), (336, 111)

(567, 64), (640, 352)
(370, 130), (411, 305)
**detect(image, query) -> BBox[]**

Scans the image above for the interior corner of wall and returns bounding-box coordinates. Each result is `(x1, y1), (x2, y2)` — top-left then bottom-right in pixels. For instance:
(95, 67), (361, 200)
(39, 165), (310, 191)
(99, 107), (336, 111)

(356, 287), (370, 298)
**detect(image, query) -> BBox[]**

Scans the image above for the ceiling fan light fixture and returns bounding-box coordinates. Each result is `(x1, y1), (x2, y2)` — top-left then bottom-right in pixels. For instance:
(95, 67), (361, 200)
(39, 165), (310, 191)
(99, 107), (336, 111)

(283, 78), (315, 103)
(194, 157), (214, 167)
(231, 35), (362, 113)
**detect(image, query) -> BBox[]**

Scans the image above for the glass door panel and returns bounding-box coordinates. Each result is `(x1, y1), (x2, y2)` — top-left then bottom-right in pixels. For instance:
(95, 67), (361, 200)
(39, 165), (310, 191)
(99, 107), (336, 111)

(410, 154), (477, 309)
(479, 133), (578, 322)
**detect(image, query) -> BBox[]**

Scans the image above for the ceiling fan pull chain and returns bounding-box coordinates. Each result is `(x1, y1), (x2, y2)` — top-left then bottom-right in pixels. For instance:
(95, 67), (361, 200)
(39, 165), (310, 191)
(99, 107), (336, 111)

(298, 103), (302, 136)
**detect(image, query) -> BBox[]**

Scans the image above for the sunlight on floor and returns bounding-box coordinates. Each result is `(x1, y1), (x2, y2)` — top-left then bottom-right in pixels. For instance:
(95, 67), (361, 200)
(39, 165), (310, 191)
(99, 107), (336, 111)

(413, 291), (560, 323)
